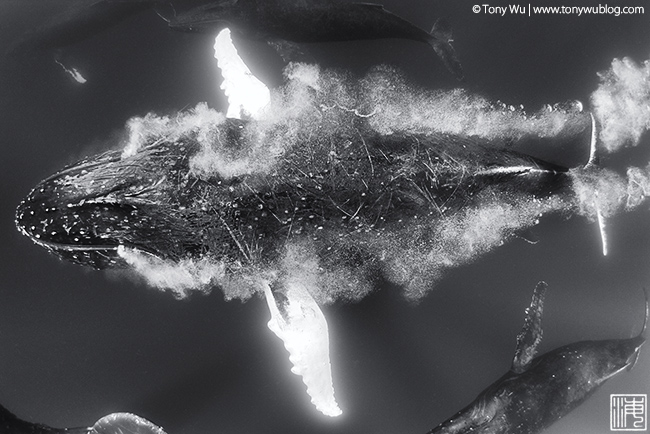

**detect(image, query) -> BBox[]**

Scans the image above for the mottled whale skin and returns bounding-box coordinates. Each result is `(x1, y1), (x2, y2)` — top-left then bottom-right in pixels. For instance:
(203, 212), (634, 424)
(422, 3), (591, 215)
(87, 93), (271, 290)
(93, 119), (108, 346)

(168, 0), (464, 80)
(427, 283), (647, 434)
(15, 117), (569, 274)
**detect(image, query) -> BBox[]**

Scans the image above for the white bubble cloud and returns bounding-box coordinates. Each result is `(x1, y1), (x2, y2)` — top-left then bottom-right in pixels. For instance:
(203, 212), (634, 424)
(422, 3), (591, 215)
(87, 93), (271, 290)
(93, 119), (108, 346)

(112, 55), (649, 302)
(591, 57), (650, 152)
(117, 245), (226, 299)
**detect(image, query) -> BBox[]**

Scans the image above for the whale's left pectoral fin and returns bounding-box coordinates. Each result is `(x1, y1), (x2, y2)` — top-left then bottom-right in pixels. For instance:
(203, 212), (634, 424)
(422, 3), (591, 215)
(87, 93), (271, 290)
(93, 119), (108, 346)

(214, 28), (270, 119)
(511, 281), (548, 374)
(262, 280), (342, 417)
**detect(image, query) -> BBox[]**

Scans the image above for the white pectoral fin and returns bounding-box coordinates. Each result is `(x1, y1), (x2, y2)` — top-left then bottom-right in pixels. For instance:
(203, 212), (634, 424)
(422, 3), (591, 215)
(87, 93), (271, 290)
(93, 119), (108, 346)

(263, 281), (342, 417)
(214, 28), (270, 119)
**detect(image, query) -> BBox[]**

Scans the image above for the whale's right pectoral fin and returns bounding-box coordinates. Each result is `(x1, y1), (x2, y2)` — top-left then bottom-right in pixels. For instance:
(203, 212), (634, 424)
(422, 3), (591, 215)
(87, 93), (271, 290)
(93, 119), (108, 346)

(429, 19), (464, 81)
(511, 282), (548, 374)
(263, 279), (342, 417)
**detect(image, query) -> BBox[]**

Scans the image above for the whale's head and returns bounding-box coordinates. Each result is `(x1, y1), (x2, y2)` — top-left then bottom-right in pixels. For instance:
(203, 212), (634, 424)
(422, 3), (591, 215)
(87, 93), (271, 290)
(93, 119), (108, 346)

(15, 139), (235, 269)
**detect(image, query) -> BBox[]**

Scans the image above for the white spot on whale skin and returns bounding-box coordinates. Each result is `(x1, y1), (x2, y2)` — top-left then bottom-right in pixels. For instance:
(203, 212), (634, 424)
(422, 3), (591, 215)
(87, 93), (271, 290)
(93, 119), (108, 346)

(263, 280), (342, 417)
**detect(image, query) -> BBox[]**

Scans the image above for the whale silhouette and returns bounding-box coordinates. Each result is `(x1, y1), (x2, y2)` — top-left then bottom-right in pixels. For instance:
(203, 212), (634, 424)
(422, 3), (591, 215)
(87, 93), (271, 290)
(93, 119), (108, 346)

(168, 0), (464, 80)
(427, 282), (647, 434)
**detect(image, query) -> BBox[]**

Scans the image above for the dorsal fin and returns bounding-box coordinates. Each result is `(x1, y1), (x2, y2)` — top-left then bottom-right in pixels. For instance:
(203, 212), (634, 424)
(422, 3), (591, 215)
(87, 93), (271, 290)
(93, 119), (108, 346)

(511, 282), (548, 374)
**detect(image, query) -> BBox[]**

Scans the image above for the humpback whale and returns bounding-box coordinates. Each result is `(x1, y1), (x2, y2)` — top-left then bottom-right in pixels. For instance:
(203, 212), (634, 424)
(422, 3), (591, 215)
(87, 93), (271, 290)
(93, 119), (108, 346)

(14, 114), (573, 289)
(168, 0), (464, 80)
(17, 35), (633, 302)
(427, 282), (647, 434)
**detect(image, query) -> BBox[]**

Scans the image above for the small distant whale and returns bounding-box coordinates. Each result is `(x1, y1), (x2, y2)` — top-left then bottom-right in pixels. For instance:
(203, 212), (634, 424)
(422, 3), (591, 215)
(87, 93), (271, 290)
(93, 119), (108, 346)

(0, 402), (165, 434)
(168, 0), (464, 80)
(427, 282), (647, 434)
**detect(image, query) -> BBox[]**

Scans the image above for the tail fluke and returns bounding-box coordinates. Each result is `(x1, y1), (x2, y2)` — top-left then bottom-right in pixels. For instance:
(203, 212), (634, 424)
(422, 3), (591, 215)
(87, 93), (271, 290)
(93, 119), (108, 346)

(429, 19), (464, 81)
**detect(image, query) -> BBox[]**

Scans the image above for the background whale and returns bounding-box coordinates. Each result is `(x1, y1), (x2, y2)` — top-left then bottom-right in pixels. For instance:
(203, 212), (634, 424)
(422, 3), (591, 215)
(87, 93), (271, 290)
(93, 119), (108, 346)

(428, 283), (647, 434)
(168, 0), (464, 80)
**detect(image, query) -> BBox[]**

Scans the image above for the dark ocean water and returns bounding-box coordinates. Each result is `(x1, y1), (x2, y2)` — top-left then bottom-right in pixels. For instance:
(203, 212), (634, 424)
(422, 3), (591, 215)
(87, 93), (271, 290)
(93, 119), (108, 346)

(0, 1), (649, 434)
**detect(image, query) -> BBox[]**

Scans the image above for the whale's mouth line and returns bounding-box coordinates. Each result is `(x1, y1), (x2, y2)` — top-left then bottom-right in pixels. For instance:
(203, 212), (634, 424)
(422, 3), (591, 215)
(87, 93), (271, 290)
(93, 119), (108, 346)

(23, 235), (165, 262)
(26, 236), (120, 253)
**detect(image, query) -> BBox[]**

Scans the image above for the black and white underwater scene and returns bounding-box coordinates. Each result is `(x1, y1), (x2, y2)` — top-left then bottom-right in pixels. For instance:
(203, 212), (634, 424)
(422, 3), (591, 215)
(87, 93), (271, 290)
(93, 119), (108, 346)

(1, 0), (650, 433)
